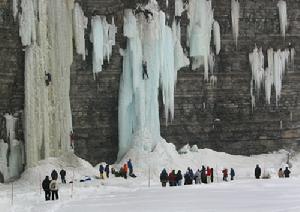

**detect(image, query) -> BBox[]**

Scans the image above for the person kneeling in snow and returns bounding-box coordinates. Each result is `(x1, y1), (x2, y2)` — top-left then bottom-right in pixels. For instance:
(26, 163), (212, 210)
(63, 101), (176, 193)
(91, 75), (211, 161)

(160, 169), (168, 187)
(49, 179), (59, 200)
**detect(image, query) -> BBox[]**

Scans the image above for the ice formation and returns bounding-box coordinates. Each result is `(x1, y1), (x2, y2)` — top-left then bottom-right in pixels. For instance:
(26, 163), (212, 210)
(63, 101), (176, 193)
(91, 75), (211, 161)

(0, 114), (24, 181)
(250, 46), (291, 107)
(213, 21), (221, 55)
(277, 0), (288, 38)
(118, 1), (189, 160)
(13, 0), (19, 20)
(18, 0), (85, 168)
(231, 0), (240, 47)
(187, 0), (218, 81)
(90, 16), (117, 78)
(73, 3), (88, 60)
(175, 0), (184, 17)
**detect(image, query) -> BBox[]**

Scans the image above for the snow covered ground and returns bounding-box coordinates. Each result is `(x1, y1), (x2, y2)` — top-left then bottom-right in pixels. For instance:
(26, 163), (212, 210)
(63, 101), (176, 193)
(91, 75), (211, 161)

(1, 142), (300, 212)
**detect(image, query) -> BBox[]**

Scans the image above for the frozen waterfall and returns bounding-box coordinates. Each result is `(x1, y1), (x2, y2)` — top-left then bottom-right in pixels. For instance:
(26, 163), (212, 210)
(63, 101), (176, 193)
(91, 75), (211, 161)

(18, 0), (86, 167)
(118, 1), (189, 160)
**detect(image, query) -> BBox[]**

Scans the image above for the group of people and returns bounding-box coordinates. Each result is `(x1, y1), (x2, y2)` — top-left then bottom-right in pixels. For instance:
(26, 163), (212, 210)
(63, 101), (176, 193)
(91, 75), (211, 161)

(254, 165), (291, 179)
(99, 159), (136, 180)
(42, 169), (67, 201)
(160, 166), (235, 187)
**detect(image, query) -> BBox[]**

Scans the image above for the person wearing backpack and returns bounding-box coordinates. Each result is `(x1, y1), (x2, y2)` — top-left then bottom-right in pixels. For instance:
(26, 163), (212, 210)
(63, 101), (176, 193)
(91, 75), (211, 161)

(49, 179), (59, 200)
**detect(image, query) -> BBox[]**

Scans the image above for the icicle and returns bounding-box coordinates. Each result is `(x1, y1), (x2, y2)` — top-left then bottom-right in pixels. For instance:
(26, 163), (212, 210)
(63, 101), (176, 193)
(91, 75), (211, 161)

(175, 0), (184, 17)
(4, 114), (18, 142)
(277, 0), (288, 38)
(73, 3), (88, 60)
(13, 0), (19, 20)
(249, 47), (264, 94)
(291, 47), (296, 72)
(209, 52), (215, 75)
(108, 17), (117, 50)
(90, 16), (104, 78)
(231, 0), (239, 47)
(19, 0), (36, 46)
(210, 75), (217, 87)
(213, 20), (221, 55)
(166, 0), (168, 8)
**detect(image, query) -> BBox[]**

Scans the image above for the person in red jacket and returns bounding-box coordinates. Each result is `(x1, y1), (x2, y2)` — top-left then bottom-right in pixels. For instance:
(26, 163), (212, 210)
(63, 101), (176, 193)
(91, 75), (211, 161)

(222, 168), (228, 181)
(206, 166), (211, 184)
(168, 170), (177, 186)
(123, 163), (128, 179)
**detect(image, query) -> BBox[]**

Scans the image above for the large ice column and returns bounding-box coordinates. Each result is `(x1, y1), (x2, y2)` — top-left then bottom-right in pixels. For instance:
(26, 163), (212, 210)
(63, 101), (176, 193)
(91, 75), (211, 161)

(118, 2), (182, 160)
(20, 0), (76, 167)
(0, 139), (8, 181)
(73, 3), (88, 60)
(175, 0), (184, 17)
(13, 0), (19, 20)
(277, 0), (288, 38)
(187, 0), (215, 81)
(231, 0), (240, 47)
(213, 21), (221, 55)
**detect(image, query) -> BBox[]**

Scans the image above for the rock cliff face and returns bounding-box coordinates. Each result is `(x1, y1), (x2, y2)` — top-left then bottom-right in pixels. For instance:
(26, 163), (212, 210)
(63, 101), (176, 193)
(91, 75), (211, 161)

(1, 0), (300, 165)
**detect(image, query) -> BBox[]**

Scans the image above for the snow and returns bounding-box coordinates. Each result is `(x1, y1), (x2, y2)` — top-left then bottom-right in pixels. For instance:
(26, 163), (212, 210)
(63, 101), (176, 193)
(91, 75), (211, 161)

(277, 0), (288, 38)
(1, 144), (300, 212)
(231, 0), (240, 47)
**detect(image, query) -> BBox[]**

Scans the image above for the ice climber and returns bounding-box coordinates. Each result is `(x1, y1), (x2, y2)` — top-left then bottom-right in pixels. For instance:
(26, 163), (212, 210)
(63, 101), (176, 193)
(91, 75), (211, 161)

(160, 169), (168, 187)
(45, 72), (52, 86)
(60, 169), (66, 184)
(49, 178), (59, 200)
(99, 164), (104, 179)
(284, 167), (291, 178)
(142, 61), (149, 80)
(42, 176), (51, 201)
(255, 165), (261, 179)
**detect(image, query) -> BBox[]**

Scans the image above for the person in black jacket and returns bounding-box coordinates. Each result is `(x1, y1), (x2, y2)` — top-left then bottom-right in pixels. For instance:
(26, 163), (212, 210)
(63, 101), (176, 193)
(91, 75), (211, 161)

(51, 170), (58, 180)
(105, 164), (110, 178)
(99, 164), (104, 179)
(42, 176), (51, 201)
(160, 169), (168, 187)
(255, 165), (261, 179)
(176, 170), (183, 186)
(284, 167), (291, 178)
(59, 169), (66, 184)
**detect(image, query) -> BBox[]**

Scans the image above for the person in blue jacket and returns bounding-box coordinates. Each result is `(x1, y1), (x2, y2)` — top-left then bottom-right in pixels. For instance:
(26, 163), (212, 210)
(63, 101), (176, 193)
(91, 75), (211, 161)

(230, 168), (235, 181)
(127, 159), (133, 176)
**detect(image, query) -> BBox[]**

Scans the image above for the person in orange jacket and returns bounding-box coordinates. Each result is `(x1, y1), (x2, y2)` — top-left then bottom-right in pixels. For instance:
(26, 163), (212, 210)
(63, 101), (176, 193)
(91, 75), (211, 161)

(123, 163), (128, 179)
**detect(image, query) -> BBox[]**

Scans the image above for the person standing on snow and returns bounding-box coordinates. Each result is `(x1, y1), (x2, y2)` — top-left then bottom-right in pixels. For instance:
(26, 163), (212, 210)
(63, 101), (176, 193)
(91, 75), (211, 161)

(176, 170), (183, 186)
(194, 169), (201, 184)
(49, 178), (59, 200)
(99, 164), (104, 179)
(211, 168), (214, 183)
(206, 166), (212, 183)
(51, 170), (58, 180)
(278, 168), (284, 178)
(123, 163), (128, 179)
(42, 176), (51, 201)
(160, 169), (168, 187)
(284, 167), (291, 178)
(255, 165), (261, 179)
(59, 169), (66, 184)
(201, 166), (207, 183)
(127, 159), (133, 176)
(222, 168), (228, 181)
(230, 168), (235, 181)
(168, 170), (177, 186)
(105, 164), (110, 178)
